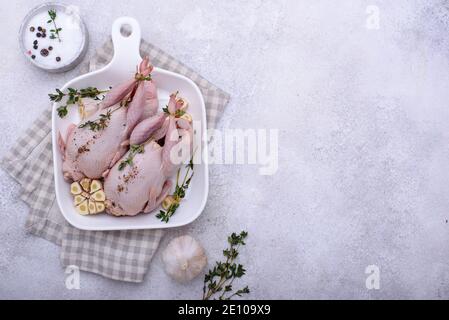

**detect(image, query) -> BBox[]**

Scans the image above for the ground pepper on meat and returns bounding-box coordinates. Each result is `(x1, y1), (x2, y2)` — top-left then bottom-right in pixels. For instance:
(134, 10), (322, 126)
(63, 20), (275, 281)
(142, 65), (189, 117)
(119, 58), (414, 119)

(78, 145), (90, 154)
(122, 167), (139, 184)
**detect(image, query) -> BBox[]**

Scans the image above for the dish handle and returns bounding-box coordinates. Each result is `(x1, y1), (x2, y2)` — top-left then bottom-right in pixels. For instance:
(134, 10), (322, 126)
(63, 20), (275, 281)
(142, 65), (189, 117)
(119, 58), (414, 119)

(109, 17), (143, 75)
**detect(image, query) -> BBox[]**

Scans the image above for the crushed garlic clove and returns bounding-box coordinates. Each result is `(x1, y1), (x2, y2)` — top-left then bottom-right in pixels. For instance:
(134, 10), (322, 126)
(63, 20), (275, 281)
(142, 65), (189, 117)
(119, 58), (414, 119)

(78, 98), (100, 120)
(78, 101), (86, 120)
(176, 97), (189, 111)
(162, 195), (176, 210)
(180, 113), (192, 123)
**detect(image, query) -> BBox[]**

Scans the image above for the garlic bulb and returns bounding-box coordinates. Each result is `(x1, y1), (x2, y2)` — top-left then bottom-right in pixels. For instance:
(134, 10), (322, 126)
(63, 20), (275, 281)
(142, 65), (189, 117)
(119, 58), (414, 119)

(70, 179), (106, 215)
(162, 235), (207, 283)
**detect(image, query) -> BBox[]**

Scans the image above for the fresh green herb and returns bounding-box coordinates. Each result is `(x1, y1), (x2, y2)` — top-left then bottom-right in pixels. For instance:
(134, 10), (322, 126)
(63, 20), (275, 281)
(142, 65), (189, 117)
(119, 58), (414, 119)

(202, 231), (250, 300)
(130, 144), (145, 153)
(120, 95), (131, 107)
(118, 158), (132, 171)
(156, 153), (195, 223)
(134, 73), (152, 82)
(118, 144), (145, 171)
(49, 88), (65, 102)
(78, 110), (112, 131)
(175, 109), (186, 117)
(162, 106), (186, 117)
(49, 87), (109, 118)
(78, 87), (109, 98)
(47, 10), (62, 42)
(156, 202), (180, 223)
(57, 106), (68, 118)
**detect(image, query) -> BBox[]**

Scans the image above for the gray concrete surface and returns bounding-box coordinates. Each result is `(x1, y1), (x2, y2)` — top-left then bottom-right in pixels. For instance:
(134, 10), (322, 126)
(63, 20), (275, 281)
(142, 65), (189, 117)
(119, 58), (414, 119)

(1, 0), (449, 299)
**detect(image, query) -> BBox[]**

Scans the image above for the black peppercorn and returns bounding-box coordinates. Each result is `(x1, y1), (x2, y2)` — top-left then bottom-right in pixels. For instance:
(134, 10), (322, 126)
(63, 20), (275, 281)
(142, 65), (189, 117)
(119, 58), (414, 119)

(33, 40), (38, 45)
(37, 26), (42, 32)
(56, 57), (61, 62)
(48, 46), (53, 51)
(42, 33), (46, 38)
(40, 48), (49, 57)
(36, 33), (41, 38)
(33, 45), (38, 50)
(30, 27), (35, 32)
(31, 55), (36, 59)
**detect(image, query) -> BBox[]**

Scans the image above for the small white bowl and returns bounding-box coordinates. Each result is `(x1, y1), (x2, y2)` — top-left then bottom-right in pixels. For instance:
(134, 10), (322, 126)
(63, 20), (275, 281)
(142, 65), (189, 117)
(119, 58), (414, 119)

(19, 2), (88, 73)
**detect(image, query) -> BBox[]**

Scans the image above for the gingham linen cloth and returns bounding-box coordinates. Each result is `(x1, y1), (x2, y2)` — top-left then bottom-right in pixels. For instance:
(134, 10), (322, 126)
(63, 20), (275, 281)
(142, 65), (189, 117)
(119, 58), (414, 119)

(0, 37), (229, 283)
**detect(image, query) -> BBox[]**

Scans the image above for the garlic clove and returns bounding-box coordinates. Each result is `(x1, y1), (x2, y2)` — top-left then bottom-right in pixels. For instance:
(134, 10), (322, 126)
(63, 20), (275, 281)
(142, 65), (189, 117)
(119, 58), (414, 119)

(79, 98), (100, 120)
(95, 202), (105, 213)
(76, 200), (89, 215)
(180, 113), (192, 123)
(91, 190), (106, 202)
(90, 179), (102, 193)
(70, 182), (82, 195)
(78, 101), (86, 120)
(162, 235), (207, 283)
(88, 200), (97, 214)
(73, 194), (86, 206)
(176, 97), (189, 111)
(80, 178), (91, 192)
(162, 195), (176, 210)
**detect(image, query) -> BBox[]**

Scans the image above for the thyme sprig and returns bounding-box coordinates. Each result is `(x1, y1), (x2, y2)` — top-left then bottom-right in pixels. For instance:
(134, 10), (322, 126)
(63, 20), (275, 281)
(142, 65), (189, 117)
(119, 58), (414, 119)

(156, 154), (195, 223)
(134, 73), (152, 81)
(162, 92), (186, 118)
(203, 231), (250, 300)
(47, 10), (62, 42)
(49, 87), (109, 118)
(118, 144), (145, 171)
(163, 106), (186, 118)
(78, 110), (112, 131)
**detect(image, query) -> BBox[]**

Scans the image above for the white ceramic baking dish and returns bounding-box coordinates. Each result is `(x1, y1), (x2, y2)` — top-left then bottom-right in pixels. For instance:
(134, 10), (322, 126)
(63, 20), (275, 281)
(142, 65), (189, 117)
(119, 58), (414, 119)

(52, 17), (208, 230)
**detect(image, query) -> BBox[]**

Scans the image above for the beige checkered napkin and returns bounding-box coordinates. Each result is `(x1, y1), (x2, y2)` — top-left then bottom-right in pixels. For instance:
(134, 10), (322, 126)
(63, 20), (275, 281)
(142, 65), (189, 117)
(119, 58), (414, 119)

(1, 37), (229, 283)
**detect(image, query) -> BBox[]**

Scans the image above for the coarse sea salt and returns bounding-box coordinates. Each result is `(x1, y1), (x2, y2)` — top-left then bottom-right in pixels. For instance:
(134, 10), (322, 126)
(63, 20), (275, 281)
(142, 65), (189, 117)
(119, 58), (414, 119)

(20, 3), (88, 72)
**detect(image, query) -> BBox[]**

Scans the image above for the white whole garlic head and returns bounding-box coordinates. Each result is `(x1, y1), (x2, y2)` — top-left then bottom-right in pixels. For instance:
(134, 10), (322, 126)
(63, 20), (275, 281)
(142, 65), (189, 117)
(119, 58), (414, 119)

(162, 235), (207, 283)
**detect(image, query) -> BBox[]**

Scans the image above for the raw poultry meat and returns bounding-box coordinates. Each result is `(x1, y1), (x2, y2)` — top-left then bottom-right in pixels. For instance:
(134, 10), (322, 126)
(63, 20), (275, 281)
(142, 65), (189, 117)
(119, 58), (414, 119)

(104, 93), (193, 216)
(58, 57), (158, 181)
